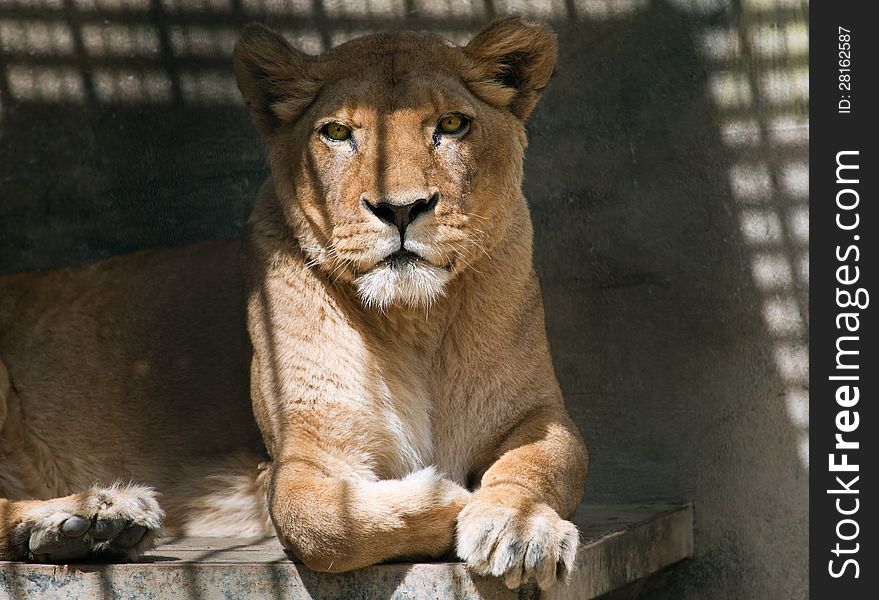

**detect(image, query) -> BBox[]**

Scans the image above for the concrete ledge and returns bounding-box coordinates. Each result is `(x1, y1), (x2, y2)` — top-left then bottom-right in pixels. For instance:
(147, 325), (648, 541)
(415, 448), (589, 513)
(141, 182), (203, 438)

(0, 504), (692, 599)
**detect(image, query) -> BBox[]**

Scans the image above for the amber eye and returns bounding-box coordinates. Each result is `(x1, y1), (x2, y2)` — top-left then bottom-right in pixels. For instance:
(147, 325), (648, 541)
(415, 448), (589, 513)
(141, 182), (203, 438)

(321, 122), (352, 141)
(438, 114), (469, 136)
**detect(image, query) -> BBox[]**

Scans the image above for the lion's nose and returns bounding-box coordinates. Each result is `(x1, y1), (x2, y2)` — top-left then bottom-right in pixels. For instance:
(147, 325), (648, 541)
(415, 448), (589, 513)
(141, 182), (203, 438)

(363, 191), (439, 236)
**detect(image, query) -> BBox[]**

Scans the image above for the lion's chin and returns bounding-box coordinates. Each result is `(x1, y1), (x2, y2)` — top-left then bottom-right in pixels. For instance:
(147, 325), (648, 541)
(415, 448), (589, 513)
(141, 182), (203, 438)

(354, 260), (451, 310)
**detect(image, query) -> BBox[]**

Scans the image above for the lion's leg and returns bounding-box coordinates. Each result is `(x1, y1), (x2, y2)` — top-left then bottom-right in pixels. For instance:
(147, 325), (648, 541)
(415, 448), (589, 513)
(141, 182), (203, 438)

(268, 461), (470, 572)
(0, 360), (164, 563)
(0, 485), (164, 562)
(456, 405), (588, 590)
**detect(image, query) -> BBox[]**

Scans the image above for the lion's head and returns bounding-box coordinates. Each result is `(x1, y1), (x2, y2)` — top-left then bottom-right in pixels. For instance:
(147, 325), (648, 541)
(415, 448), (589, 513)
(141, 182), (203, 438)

(234, 18), (556, 310)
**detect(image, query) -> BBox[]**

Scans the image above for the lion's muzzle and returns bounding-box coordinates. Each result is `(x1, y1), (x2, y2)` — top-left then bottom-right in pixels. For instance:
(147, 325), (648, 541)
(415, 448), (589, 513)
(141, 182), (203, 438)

(361, 189), (440, 238)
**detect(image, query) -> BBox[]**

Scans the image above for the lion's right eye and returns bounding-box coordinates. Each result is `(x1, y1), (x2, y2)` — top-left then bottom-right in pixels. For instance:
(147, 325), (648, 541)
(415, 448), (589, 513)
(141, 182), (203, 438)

(321, 123), (353, 141)
(437, 114), (469, 136)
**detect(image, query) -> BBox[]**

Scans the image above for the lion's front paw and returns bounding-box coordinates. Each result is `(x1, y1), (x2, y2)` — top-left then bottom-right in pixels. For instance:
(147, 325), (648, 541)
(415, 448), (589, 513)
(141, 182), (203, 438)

(18, 483), (164, 562)
(456, 497), (579, 589)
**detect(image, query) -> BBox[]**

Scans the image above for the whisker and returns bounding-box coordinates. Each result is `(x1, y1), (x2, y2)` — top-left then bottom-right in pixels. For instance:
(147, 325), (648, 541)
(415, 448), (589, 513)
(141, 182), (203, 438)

(329, 259), (354, 285)
(467, 237), (493, 262)
(450, 244), (482, 275)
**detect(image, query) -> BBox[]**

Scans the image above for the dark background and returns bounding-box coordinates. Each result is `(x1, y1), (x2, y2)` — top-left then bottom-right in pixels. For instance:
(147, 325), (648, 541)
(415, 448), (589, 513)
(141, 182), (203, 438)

(0, 1), (809, 597)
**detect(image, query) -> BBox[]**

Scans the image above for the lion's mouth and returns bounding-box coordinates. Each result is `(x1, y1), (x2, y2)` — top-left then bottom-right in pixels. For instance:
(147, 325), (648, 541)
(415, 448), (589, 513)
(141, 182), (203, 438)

(382, 249), (422, 267)
(355, 249), (452, 309)
(374, 248), (454, 272)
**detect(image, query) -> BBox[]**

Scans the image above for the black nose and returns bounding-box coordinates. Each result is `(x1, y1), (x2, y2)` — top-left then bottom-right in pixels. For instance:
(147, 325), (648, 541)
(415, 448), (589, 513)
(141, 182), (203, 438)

(363, 192), (439, 236)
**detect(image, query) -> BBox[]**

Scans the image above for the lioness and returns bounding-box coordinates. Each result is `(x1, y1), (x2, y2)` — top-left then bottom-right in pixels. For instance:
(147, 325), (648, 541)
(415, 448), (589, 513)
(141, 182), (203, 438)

(0, 18), (587, 589)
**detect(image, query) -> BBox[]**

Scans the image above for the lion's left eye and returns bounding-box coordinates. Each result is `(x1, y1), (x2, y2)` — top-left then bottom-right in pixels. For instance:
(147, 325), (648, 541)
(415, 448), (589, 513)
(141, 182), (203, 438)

(321, 122), (353, 141)
(437, 114), (470, 136)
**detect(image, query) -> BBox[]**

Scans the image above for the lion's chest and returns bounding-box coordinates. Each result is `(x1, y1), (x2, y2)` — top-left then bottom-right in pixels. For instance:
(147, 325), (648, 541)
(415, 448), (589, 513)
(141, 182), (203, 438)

(369, 367), (434, 479)
(369, 362), (486, 483)
(354, 323), (493, 484)
(369, 367), (490, 486)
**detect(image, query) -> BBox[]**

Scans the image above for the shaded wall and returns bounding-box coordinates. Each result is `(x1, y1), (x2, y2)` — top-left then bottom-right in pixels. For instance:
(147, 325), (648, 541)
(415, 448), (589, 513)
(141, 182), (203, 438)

(0, 1), (809, 598)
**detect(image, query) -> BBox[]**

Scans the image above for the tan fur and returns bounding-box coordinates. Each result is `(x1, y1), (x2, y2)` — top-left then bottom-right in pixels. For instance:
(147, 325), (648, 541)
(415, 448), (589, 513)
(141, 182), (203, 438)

(0, 18), (587, 589)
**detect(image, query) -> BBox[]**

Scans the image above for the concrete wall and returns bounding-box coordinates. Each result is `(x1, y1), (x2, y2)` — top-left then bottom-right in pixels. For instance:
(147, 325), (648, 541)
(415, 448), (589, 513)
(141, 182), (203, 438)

(0, 1), (808, 598)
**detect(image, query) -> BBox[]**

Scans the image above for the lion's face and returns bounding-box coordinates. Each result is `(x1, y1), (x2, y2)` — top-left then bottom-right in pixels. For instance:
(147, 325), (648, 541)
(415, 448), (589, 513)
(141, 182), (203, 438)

(235, 20), (556, 309)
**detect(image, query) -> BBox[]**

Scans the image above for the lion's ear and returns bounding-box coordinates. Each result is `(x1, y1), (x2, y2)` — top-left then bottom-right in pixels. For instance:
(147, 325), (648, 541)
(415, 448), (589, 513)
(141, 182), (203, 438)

(234, 24), (319, 136)
(463, 17), (557, 121)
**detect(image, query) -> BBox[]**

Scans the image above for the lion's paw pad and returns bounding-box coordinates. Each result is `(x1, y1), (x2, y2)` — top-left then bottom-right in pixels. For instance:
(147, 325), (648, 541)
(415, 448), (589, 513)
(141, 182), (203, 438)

(456, 501), (580, 590)
(21, 484), (164, 562)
